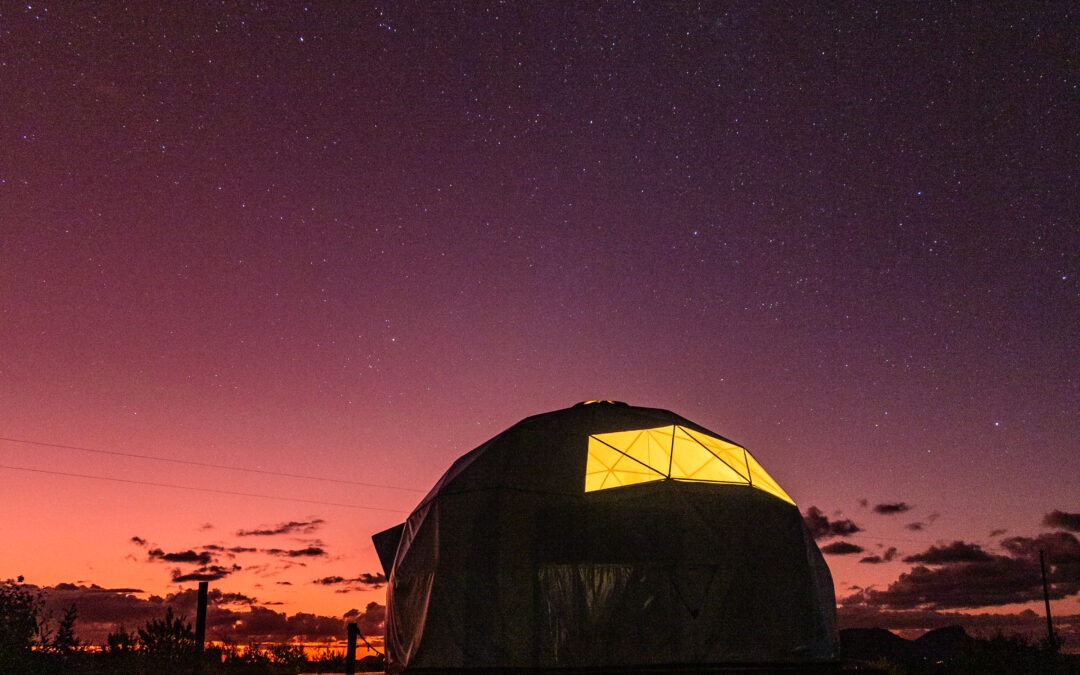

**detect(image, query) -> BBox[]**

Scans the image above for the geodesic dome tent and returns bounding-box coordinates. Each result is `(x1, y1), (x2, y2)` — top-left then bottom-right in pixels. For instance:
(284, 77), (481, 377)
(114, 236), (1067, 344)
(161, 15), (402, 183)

(373, 402), (837, 672)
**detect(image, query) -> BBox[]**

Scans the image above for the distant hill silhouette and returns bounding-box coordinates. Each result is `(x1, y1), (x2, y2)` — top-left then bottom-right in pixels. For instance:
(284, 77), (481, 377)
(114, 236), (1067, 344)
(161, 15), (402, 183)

(840, 625), (1079, 674)
(840, 627), (914, 665)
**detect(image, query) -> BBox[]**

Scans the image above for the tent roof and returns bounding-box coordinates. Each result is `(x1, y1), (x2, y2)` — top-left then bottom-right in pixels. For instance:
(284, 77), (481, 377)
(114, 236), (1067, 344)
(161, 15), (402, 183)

(416, 400), (795, 507)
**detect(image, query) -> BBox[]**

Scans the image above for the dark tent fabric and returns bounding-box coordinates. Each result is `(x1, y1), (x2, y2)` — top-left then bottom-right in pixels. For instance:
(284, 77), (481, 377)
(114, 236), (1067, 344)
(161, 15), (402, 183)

(373, 402), (837, 672)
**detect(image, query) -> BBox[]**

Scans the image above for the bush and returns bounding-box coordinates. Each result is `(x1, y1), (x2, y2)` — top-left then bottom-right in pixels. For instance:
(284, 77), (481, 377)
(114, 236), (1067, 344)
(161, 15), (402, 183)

(137, 606), (200, 673)
(0, 577), (44, 668)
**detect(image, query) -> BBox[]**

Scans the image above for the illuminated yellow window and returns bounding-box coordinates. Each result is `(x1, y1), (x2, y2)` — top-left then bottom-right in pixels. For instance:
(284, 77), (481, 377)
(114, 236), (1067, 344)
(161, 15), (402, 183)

(584, 425), (795, 505)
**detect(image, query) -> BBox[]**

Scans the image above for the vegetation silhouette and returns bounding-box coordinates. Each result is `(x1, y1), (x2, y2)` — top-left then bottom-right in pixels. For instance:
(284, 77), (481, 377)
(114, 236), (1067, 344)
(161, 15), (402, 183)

(135, 606), (199, 672)
(839, 625), (1079, 674)
(7, 576), (1077, 673)
(0, 577), (384, 674)
(0, 576), (43, 670)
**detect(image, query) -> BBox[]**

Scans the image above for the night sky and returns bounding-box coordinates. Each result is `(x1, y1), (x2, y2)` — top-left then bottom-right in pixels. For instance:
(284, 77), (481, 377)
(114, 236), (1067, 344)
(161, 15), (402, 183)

(2, 2), (1078, 649)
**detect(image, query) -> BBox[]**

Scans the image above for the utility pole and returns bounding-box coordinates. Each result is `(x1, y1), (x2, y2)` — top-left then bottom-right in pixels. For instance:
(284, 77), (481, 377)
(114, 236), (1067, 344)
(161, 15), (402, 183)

(1040, 550), (1057, 651)
(195, 581), (208, 651)
(345, 623), (359, 675)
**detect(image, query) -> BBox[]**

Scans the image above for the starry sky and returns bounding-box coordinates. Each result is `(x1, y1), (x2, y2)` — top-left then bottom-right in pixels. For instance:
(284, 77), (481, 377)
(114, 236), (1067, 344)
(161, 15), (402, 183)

(2, 1), (1078, 650)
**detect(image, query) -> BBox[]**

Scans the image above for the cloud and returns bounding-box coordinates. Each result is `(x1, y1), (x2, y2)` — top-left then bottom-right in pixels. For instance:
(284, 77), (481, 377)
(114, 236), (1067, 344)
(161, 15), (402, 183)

(989, 528), (1007, 537)
(843, 533), (1080, 611)
(860, 547), (898, 564)
(902, 541), (994, 564)
(131, 536), (148, 547)
(139, 538), (311, 586)
(214, 606), (349, 642)
(236, 519), (325, 537)
(874, 502), (912, 515)
(52, 582), (143, 594)
(342, 602), (386, 637)
(844, 559), (1056, 609)
(822, 541), (865, 555)
(803, 506), (862, 540)
(312, 573), (387, 591)
(203, 601), (382, 644)
(264, 547), (326, 558)
(171, 565), (241, 583)
(905, 513), (936, 531)
(37, 585), (165, 636)
(1043, 510), (1080, 532)
(1001, 531), (1080, 567)
(148, 548), (214, 565)
(213, 591), (259, 606)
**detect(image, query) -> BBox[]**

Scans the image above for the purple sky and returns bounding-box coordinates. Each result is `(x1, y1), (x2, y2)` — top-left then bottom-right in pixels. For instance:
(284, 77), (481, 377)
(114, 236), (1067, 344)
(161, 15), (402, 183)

(1, 2), (1077, 648)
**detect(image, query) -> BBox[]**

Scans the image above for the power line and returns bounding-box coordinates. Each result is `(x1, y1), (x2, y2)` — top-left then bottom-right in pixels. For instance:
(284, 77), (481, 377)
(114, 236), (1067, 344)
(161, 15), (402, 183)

(0, 436), (425, 493)
(0, 463), (409, 513)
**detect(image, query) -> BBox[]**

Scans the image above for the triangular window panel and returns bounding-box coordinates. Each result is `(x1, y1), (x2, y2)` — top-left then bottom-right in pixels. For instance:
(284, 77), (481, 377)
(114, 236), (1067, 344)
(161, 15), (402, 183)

(745, 452), (795, 505)
(599, 428), (674, 473)
(585, 425), (795, 505)
(670, 426), (748, 483)
(585, 435), (665, 492)
(670, 434), (724, 480)
(681, 427), (751, 482)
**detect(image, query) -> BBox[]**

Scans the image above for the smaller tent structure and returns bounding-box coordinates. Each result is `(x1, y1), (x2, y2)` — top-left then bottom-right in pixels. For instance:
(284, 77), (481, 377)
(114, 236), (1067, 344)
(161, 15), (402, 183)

(373, 402), (837, 672)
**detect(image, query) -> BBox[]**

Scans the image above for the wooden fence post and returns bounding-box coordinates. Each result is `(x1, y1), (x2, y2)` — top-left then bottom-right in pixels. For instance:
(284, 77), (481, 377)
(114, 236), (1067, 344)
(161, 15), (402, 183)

(345, 622), (359, 675)
(195, 581), (208, 651)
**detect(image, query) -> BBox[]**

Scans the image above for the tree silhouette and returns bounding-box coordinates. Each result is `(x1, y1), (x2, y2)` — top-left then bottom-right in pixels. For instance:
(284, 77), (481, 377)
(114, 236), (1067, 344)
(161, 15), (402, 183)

(104, 626), (138, 654)
(138, 606), (198, 667)
(0, 577), (43, 666)
(49, 604), (79, 655)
